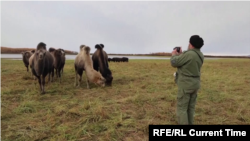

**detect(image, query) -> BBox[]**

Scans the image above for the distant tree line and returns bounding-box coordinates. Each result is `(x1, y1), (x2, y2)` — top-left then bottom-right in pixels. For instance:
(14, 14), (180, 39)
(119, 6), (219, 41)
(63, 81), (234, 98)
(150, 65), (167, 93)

(1, 47), (249, 58)
(1, 47), (78, 55)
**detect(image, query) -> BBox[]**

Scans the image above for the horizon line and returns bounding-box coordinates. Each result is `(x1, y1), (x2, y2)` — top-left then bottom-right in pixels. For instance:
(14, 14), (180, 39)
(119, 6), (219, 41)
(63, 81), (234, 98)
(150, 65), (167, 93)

(1, 46), (249, 56)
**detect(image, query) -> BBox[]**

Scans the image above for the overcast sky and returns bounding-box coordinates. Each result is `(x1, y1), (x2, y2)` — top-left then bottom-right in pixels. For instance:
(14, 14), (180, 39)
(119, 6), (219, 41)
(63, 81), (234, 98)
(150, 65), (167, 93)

(1, 1), (250, 55)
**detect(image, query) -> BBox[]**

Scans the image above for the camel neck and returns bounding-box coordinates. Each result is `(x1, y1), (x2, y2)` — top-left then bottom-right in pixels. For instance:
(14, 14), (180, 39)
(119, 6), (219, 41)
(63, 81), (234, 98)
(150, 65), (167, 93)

(35, 58), (45, 76)
(85, 66), (93, 72)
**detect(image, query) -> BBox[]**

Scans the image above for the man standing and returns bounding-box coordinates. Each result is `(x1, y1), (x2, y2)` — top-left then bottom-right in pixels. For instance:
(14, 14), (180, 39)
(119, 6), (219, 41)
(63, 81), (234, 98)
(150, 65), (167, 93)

(170, 35), (204, 125)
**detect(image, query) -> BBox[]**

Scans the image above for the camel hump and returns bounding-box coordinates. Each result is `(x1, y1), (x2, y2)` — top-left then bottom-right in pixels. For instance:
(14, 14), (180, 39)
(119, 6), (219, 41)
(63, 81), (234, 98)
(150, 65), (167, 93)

(49, 47), (56, 52)
(80, 45), (86, 50)
(95, 44), (103, 50)
(37, 42), (46, 50)
(84, 46), (91, 54)
(100, 44), (104, 48)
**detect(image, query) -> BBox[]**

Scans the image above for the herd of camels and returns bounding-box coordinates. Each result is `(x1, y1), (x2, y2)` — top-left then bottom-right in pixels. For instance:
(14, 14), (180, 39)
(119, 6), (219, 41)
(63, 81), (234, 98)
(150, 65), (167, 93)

(22, 43), (115, 94)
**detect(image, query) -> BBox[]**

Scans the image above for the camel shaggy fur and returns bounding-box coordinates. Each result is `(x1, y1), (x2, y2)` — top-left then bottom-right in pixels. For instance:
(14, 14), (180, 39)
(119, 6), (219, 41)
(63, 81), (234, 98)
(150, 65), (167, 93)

(29, 53), (36, 80)
(58, 48), (65, 75)
(22, 50), (35, 72)
(49, 47), (64, 83)
(32, 42), (54, 94)
(92, 44), (113, 86)
(74, 45), (106, 89)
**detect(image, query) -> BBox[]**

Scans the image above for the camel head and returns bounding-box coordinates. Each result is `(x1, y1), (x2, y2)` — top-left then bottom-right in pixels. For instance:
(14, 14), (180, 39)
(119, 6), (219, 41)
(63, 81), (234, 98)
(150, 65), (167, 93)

(94, 73), (106, 87)
(105, 69), (113, 86)
(36, 49), (46, 60)
(22, 51), (32, 59)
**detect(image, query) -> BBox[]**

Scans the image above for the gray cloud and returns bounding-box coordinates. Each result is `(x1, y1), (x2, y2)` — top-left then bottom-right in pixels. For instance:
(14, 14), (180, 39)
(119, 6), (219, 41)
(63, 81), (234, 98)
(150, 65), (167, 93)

(1, 1), (250, 55)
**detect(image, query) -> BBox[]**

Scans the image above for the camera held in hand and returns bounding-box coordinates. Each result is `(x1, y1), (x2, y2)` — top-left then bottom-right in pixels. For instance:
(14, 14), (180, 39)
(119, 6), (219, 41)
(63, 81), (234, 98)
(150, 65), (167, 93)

(173, 47), (181, 53)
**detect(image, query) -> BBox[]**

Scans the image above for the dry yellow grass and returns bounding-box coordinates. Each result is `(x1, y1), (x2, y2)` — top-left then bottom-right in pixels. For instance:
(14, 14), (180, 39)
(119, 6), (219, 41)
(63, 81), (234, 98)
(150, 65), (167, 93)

(1, 58), (250, 141)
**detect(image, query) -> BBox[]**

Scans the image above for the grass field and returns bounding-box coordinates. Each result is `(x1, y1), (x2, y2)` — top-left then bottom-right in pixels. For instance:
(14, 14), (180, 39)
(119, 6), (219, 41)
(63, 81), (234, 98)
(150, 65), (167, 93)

(1, 58), (250, 141)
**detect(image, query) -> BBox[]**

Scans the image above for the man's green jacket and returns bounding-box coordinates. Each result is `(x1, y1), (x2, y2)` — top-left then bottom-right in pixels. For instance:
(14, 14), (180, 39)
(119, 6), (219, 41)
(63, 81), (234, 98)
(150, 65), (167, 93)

(170, 48), (204, 90)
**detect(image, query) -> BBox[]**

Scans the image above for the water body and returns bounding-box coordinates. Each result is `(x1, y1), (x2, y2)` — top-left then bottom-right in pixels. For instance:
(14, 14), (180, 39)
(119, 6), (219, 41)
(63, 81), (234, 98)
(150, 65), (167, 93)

(0, 54), (220, 60)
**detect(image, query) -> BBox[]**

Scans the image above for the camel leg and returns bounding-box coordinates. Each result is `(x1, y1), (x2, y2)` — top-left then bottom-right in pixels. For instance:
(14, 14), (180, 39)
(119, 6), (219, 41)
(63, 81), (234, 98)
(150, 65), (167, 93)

(38, 76), (42, 92)
(51, 68), (54, 82)
(58, 69), (61, 83)
(30, 69), (33, 77)
(56, 69), (58, 78)
(78, 74), (82, 88)
(41, 76), (46, 94)
(48, 72), (51, 83)
(34, 75), (36, 80)
(86, 79), (90, 89)
(85, 71), (90, 89)
(75, 70), (78, 87)
(56, 69), (60, 82)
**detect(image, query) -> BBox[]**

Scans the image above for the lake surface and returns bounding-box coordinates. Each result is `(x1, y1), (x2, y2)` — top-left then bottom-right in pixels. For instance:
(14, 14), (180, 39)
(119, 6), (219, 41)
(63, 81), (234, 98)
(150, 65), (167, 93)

(0, 54), (220, 60)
